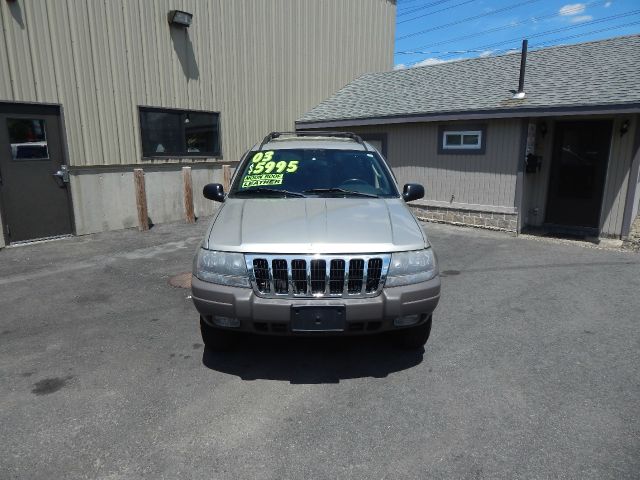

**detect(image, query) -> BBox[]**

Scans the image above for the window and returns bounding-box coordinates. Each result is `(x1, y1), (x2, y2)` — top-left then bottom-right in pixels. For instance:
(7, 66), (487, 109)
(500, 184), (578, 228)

(443, 130), (482, 150)
(438, 125), (486, 155)
(359, 133), (388, 157)
(230, 149), (398, 198)
(7, 118), (49, 160)
(139, 107), (220, 158)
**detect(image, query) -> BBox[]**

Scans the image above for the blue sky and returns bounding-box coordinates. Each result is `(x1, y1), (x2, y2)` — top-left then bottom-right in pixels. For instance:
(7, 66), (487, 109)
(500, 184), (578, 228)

(394, 0), (640, 69)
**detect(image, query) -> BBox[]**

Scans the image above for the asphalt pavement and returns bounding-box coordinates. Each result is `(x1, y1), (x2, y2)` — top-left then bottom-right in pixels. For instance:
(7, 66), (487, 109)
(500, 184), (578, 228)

(1, 219), (639, 479)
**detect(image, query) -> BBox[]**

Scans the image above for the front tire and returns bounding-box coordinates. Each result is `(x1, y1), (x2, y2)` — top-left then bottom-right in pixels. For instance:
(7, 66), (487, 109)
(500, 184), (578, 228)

(200, 316), (238, 351)
(393, 315), (432, 350)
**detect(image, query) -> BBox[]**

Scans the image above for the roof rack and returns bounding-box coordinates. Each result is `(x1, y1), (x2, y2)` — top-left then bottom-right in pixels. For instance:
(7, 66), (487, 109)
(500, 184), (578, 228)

(259, 131), (367, 150)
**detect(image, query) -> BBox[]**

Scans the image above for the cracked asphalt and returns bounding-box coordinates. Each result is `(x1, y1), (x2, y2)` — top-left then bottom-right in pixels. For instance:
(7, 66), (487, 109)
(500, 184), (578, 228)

(0, 219), (639, 479)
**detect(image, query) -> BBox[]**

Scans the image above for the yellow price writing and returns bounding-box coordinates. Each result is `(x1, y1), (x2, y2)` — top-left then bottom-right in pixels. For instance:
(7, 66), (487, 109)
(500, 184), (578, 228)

(252, 159), (298, 175)
(252, 151), (274, 163)
(286, 160), (298, 173)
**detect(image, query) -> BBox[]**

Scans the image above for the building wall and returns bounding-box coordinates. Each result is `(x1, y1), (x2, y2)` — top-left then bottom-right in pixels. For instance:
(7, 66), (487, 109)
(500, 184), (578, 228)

(0, 208), (4, 248)
(325, 120), (522, 232)
(522, 114), (638, 237)
(624, 116), (640, 247)
(601, 116), (637, 236)
(0, 0), (395, 237)
(633, 184), (640, 226)
(325, 116), (637, 237)
(0, 0), (395, 167)
(336, 118), (521, 214)
(68, 164), (225, 235)
(521, 119), (553, 228)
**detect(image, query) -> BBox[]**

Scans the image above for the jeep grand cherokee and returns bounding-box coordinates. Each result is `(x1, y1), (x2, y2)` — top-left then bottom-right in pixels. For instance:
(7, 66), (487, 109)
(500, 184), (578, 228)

(191, 131), (440, 350)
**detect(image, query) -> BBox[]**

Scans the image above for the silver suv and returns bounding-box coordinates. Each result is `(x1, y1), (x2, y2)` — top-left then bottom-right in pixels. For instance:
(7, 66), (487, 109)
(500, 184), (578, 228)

(192, 132), (440, 350)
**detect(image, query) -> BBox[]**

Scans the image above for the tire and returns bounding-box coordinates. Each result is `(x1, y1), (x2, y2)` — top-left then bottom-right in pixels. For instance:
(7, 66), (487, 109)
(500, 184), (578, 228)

(393, 315), (432, 350)
(200, 316), (238, 351)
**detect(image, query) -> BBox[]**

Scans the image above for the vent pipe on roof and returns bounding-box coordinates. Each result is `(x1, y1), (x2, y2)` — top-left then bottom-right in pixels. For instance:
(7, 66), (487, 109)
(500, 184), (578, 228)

(513, 39), (528, 99)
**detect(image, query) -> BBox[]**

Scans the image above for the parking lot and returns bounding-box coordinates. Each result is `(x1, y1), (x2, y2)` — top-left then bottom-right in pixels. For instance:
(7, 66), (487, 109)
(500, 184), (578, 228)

(1, 219), (639, 479)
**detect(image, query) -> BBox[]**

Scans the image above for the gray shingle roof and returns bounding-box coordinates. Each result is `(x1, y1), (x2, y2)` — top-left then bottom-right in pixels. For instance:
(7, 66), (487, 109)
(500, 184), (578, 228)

(298, 35), (640, 124)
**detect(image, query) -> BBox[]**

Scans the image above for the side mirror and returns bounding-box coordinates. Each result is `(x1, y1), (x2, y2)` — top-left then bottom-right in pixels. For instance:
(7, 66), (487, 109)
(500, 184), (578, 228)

(402, 183), (424, 202)
(203, 183), (225, 202)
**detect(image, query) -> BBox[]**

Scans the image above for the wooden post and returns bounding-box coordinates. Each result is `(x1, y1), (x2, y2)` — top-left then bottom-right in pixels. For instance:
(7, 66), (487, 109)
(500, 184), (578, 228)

(182, 166), (195, 224)
(222, 164), (231, 192)
(133, 168), (149, 231)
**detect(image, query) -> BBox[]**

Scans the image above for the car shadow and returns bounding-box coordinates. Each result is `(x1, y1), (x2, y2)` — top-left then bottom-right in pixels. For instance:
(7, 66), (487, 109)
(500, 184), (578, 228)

(201, 334), (424, 384)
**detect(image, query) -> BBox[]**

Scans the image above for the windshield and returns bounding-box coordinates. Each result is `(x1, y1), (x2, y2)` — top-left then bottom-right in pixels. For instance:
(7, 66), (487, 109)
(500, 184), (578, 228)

(230, 149), (399, 198)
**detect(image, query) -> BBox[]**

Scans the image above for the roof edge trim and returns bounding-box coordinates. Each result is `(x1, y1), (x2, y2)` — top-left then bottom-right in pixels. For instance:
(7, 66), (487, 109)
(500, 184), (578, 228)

(296, 103), (640, 128)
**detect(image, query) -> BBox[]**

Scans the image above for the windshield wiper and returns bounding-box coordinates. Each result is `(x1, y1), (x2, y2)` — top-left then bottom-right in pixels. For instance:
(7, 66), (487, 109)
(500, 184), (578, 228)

(303, 188), (379, 198)
(234, 188), (306, 198)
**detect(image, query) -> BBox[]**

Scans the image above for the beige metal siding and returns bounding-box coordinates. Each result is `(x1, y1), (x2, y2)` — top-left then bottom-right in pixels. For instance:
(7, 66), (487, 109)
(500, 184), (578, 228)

(631, 115), (640, 224)
(0, 0), (395, 167)
(345, 120), (521, 209)
(522, 118), (553, 227)
(600, 116), (637, 235)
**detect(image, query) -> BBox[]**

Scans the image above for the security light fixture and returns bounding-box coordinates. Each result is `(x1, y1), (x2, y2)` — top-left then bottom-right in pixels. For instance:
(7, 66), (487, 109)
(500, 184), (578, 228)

(168, 10), (193, 27)
(620, 119), (630, 137)
(539, 122), (548, 137)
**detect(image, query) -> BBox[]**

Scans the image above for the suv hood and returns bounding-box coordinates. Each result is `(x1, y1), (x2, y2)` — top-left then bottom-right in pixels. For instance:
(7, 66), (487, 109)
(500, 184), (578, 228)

(204, 198), (427, 254)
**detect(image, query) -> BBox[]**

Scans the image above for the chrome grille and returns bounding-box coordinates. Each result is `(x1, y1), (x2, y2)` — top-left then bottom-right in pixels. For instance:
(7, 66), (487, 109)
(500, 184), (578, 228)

(329, 259), (345, 294)
(366, 258), (383, 293)
(252, 259), (270, 293)
(348, 259), (364, 293)
(310, 259), (326, 294)
(272, 259), (288, 293)
(245, 254), (391, 298)
(291, 259), (307, 294)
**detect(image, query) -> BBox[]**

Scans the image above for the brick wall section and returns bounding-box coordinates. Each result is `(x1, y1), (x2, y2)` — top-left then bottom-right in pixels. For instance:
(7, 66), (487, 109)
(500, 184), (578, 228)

(410, 204), (518, 232)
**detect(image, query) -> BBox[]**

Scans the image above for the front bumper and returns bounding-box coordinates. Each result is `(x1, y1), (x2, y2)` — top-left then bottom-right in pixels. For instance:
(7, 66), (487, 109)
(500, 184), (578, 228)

(191, 275), (441, 335)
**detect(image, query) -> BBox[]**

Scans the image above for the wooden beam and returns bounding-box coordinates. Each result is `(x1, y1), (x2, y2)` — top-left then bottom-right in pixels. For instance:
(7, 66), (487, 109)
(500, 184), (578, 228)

(222, 164), (231, 192)
(182, 166), (195, 224)
(133, 168), (149, 231)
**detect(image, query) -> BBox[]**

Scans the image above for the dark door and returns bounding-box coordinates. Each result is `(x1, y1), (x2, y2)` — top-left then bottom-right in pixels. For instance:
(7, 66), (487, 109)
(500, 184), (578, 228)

(545, 120), (612, 230)
(0, 104), (73, 243)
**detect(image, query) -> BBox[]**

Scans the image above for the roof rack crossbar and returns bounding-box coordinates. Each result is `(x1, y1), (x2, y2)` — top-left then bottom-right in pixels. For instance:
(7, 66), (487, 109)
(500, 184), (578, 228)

(259, 131), (367, 150)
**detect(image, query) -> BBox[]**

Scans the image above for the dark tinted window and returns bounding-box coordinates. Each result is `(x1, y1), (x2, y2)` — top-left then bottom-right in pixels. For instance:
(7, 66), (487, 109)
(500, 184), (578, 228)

(230, 149), (398, 198)
(7, 118), (49, 160)
(139, 108), (220, 157)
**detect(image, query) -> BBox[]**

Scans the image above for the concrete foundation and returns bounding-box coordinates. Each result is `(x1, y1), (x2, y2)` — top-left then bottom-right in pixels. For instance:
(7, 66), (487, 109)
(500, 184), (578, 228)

(70, 171), (138, 235)
(0, 164), (233, 248)
(69, 165), (231, 236)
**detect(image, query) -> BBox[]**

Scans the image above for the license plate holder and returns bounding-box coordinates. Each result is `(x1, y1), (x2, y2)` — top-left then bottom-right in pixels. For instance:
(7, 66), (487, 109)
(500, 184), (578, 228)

(290, 306), (346, 332)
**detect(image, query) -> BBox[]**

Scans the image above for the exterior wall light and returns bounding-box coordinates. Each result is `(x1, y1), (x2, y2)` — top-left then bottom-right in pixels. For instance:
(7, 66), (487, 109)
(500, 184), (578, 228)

(168, 10), (193, 27)
(620, 119), (630, 137)
(539, 122), (548, 137)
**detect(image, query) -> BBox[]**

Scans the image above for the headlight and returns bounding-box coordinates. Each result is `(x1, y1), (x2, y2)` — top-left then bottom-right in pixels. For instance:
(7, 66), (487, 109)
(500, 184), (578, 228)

(385, 248), (437, 287)
(193, 249), (250, 288)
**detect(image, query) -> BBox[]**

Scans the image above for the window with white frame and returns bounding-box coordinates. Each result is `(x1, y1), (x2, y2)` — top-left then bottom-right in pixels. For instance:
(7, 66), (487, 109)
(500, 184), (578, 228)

(442, 130), (482, 150)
